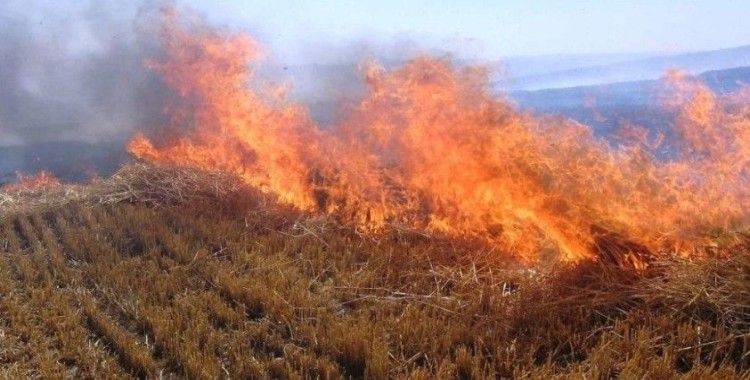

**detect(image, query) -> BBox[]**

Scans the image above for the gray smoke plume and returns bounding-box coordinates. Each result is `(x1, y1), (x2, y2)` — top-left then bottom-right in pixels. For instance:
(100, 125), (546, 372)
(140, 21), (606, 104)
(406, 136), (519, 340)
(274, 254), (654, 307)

(0, 0), (167, 147)
(0, 1), (459, 182)
(0, 0), (170, 181)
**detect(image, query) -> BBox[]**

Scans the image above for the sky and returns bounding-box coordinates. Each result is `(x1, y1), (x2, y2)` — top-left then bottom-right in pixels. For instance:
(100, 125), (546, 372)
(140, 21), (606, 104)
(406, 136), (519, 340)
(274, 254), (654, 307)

(1, 0), (750, 147)
(182, 0), (750, 61)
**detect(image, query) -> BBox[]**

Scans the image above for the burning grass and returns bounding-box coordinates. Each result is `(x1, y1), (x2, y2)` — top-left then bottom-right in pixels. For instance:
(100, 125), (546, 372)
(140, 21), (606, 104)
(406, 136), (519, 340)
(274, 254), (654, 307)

(1, 5), (748, 378)
(126, 8), (750, 264)
(0, 162), (748, 378)
(0, 11), (748, 377)
(1, 171), (61, 192)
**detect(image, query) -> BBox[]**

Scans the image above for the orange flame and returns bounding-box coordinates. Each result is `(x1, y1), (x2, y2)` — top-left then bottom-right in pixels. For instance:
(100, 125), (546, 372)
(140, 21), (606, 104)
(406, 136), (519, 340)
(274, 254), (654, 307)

(129, 8), (750, 262)
(2, 171), (61, 192)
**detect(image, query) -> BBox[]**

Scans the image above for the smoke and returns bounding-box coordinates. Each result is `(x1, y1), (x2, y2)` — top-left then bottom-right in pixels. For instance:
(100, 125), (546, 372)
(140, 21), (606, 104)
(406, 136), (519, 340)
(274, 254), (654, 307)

(0, 0), (167, 147)
(0, 1), (457, 146)
(0, 1), (463, 180)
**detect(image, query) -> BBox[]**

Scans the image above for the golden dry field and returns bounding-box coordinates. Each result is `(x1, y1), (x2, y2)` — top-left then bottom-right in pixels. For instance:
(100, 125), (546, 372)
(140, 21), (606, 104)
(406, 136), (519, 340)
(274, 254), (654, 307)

(0, 164), (747, 379)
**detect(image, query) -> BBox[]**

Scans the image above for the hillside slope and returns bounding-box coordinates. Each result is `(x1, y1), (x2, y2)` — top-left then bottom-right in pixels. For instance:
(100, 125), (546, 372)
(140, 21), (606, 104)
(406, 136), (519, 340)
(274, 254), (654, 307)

(503, 44), (750, 91)
(511, 65), (750, 137)
(0, 165), (748, 378)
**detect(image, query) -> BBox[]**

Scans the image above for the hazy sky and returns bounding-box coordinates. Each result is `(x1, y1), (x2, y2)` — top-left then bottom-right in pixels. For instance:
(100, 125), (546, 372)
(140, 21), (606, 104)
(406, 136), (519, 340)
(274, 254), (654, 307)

(1, 0), (749, 147)
(184, 0), (750, 60)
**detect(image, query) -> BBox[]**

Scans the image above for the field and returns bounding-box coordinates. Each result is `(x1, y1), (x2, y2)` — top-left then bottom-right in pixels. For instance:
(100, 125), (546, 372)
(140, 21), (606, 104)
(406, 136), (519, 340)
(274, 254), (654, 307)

(0, 164), (748, 379)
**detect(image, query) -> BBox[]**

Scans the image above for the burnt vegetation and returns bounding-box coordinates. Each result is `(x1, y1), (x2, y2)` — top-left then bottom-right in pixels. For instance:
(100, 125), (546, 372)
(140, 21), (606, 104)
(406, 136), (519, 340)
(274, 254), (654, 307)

(0, 164), (748, 379)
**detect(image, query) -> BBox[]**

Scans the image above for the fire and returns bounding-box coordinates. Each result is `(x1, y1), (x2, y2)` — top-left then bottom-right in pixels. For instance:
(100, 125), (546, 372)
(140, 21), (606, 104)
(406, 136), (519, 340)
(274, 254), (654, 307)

(2, 171), (61, 192)
(129, 8), (750, 262)
(129, 7), (318, 209)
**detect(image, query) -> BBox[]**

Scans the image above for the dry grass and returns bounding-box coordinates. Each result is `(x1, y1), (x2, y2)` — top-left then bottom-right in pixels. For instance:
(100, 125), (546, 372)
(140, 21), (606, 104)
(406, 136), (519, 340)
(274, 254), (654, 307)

(0, 162), (253, 219)
(0, 163), (748, 378)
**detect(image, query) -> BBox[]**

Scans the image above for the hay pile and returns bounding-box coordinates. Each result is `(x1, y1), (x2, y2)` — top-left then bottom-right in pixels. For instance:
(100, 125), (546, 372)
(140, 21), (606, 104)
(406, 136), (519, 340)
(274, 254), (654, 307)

(0, 162), (250, 220)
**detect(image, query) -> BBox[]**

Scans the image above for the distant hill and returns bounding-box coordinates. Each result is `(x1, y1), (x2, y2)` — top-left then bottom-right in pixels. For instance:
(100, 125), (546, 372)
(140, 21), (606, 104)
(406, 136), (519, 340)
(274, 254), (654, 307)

(496, 52), (654, 78)
(513, 65), (750, 109)
(510, 66), (750, 136)
(501, 45), (750, 91)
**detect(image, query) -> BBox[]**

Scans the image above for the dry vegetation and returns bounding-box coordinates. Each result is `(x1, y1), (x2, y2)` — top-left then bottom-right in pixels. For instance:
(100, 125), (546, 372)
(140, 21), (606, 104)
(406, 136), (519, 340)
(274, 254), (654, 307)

(0, 163), (748, 379)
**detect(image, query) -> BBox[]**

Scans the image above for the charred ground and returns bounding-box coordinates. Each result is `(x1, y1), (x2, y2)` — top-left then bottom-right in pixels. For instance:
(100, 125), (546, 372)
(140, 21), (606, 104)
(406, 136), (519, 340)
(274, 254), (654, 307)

(0, 164), (747, 379)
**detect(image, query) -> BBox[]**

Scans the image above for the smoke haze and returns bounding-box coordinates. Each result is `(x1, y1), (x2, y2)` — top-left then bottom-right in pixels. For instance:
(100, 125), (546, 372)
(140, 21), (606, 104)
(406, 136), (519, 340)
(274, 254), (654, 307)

(2, 1), (750, 184)
(0, 0), (166, 147)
